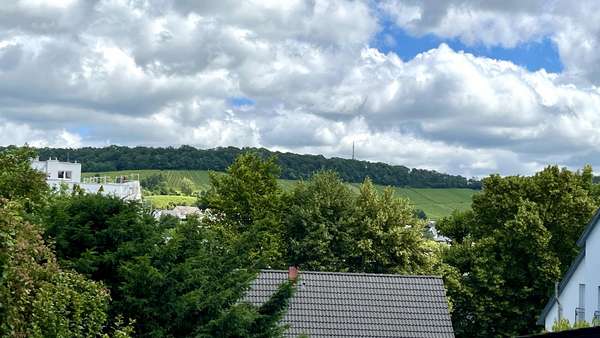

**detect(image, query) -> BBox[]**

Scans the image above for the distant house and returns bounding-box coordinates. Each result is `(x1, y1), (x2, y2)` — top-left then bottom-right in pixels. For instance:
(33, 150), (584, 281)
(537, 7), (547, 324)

(245, 269), (455, 338)
(538, 209), (600, 331)
(31, 158), (141, 200)
(154, 205), (204, 219)
(426, 220), (451, 243)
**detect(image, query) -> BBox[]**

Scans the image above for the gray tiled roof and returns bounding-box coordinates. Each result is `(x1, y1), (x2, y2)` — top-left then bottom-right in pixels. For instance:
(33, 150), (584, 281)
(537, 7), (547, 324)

(245, 270), (455, 338)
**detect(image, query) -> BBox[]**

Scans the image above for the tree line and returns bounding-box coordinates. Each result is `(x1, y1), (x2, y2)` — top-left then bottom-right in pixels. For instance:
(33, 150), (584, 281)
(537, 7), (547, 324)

(1, 146), (597, 337)
(13, 145), (481, 189)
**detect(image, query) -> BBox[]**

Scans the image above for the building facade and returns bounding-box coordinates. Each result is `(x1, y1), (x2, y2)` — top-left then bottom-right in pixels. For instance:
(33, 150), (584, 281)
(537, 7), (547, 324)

(31, 158), (142, 201)
(539, 210), (600, 331)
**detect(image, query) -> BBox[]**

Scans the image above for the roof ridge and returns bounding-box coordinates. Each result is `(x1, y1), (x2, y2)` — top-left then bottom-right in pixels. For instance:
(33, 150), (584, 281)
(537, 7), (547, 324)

(576, 207), (600, 246)
(260, 269), (444, 279)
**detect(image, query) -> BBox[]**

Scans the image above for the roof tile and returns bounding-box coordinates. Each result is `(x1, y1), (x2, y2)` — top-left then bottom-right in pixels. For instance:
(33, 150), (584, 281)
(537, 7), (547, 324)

(245, 270), (454, 338)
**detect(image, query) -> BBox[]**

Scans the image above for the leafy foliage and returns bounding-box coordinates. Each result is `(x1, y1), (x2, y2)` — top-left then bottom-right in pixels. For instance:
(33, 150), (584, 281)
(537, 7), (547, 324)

(284, 172), (443, 275)
(179, 177), (195, 195)
(201, 280), (295, 338)
(201, 152), (285, 268)
(140, 173), (169, 195)
(43, 153), (300, 337)
(43, 194), (161, 289)
(116, 218), (259, 337)
(438, 165), (599, 337)
(0, 147), (130, 338)
(0, 147), (48, 211)
(0, 199), (125, 338)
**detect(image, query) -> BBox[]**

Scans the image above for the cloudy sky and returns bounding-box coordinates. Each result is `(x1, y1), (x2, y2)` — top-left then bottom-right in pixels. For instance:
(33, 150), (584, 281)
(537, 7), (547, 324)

(2, 0), (600, 176)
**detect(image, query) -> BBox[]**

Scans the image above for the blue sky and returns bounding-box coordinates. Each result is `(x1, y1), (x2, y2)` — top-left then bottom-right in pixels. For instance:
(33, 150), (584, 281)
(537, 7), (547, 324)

(373, 22), (563, 73)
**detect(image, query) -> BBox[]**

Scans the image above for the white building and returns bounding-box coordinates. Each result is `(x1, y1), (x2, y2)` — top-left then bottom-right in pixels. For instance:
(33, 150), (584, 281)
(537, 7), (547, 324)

(426, 221), (451, 243)
(154, 206), (204, 219)
(31, 158), (142, 201)
(538, 210), (600, 330)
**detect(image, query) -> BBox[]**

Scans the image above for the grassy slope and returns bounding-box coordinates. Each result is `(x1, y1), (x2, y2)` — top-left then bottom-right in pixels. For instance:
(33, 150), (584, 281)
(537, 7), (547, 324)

(84, 170), (476, 219)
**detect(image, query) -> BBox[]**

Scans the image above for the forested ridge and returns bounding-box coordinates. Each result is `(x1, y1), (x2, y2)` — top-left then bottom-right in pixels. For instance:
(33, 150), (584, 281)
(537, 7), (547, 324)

(21, 145), (481, 189)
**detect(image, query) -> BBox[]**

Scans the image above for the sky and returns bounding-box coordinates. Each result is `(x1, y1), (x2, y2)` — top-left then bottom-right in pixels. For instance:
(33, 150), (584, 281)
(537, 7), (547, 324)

(3, 1), (600, 177)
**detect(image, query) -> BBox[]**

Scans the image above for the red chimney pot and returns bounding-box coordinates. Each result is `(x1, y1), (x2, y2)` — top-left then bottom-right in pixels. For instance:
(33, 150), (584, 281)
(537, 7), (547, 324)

(288, 266), (298, 282)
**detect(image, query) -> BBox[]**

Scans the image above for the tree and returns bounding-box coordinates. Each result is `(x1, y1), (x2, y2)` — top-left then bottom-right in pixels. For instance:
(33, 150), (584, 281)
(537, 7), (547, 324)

(0, 199), (126, 338)
(180, 177), (195, 196)
(115, 217), (260, 337)
(199, 279), (295, 338)
(468, 166), (598, 273)
(140, 174), (168, 195)
(348, 178), (433, 274)
(283, 173), (441, 275)
(43, 194), (161, 288)
(0, 147), (131, 338)
(438, 165), (598, 337)
(200, 152), (285, 268)
(45, 162), (291, 336)
(283, 171), (355, 271)
(0, 147), (48, 211)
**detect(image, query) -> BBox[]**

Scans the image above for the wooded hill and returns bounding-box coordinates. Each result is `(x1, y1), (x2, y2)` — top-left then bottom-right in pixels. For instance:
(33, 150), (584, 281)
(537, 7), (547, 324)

(26, 145), (481, 189)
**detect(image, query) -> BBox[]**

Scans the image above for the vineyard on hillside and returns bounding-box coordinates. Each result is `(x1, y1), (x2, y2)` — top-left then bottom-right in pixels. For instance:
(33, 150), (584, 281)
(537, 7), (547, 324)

(83, 170), (476, 219)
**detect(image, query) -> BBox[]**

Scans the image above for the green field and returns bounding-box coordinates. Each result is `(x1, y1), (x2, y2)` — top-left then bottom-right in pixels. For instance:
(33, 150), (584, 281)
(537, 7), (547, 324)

(144, 195), (198, 209)
(84, 170), (476, 219)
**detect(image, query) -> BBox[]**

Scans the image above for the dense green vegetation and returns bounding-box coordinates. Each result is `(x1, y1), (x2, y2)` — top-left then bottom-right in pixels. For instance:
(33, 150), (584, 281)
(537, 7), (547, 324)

(0, 148), (133, 338)
(0, 148), (296, 337)
(4, 146), (599, 338)
(83, 169), (475, 219)
(438, 165), (600, 337)
(144, 195), (197, 208)
(25, 145), (481, 188)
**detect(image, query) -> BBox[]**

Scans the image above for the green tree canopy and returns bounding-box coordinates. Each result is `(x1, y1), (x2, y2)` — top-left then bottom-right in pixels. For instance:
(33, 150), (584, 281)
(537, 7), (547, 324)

(283, 173), (442, 275)
(179, 177), (195, 196)
(0, 147), (131, 338)
(0, 199), (124, 338)
(438, 165), (599, 337)
(200, 152), (285, 268)
(0, 147), (48, 211)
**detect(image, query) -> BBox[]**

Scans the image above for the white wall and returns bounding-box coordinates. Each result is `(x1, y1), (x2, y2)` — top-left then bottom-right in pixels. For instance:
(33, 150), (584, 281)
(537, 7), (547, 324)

(32, 159), (141, 201)
(544, 219), (600, 331)
(32, 159), (81, 183)
(544, 255), (586, 330)
(47, 181), (141, 201)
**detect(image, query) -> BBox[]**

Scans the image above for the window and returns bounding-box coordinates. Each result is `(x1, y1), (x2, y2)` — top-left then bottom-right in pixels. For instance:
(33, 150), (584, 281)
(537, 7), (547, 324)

(65, 171), (72, 179)
(576, 284), (586, 323)
(58, 171), (64, 179)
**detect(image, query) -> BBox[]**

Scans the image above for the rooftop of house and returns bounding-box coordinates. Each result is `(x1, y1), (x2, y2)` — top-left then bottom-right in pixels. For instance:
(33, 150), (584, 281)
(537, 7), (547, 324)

(245, 270), (455, 338)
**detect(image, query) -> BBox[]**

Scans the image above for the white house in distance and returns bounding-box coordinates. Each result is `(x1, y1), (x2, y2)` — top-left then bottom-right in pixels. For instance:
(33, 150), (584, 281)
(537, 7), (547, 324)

(538, 209), (600, 331)
(31, 158), (142, 201)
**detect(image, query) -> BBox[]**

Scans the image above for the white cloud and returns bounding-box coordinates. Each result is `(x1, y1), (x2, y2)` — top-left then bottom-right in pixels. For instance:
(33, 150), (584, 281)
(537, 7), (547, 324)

(379, 0), (600, 84)
(3, 0), (600, 176)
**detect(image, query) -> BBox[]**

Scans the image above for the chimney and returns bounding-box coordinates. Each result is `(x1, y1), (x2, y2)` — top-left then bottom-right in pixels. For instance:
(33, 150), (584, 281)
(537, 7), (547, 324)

(288, 266), (298, 282)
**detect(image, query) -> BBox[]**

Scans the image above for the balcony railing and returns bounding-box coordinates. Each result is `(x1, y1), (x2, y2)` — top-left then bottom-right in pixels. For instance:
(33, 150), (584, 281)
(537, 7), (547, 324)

(575, 307), (585, 323)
